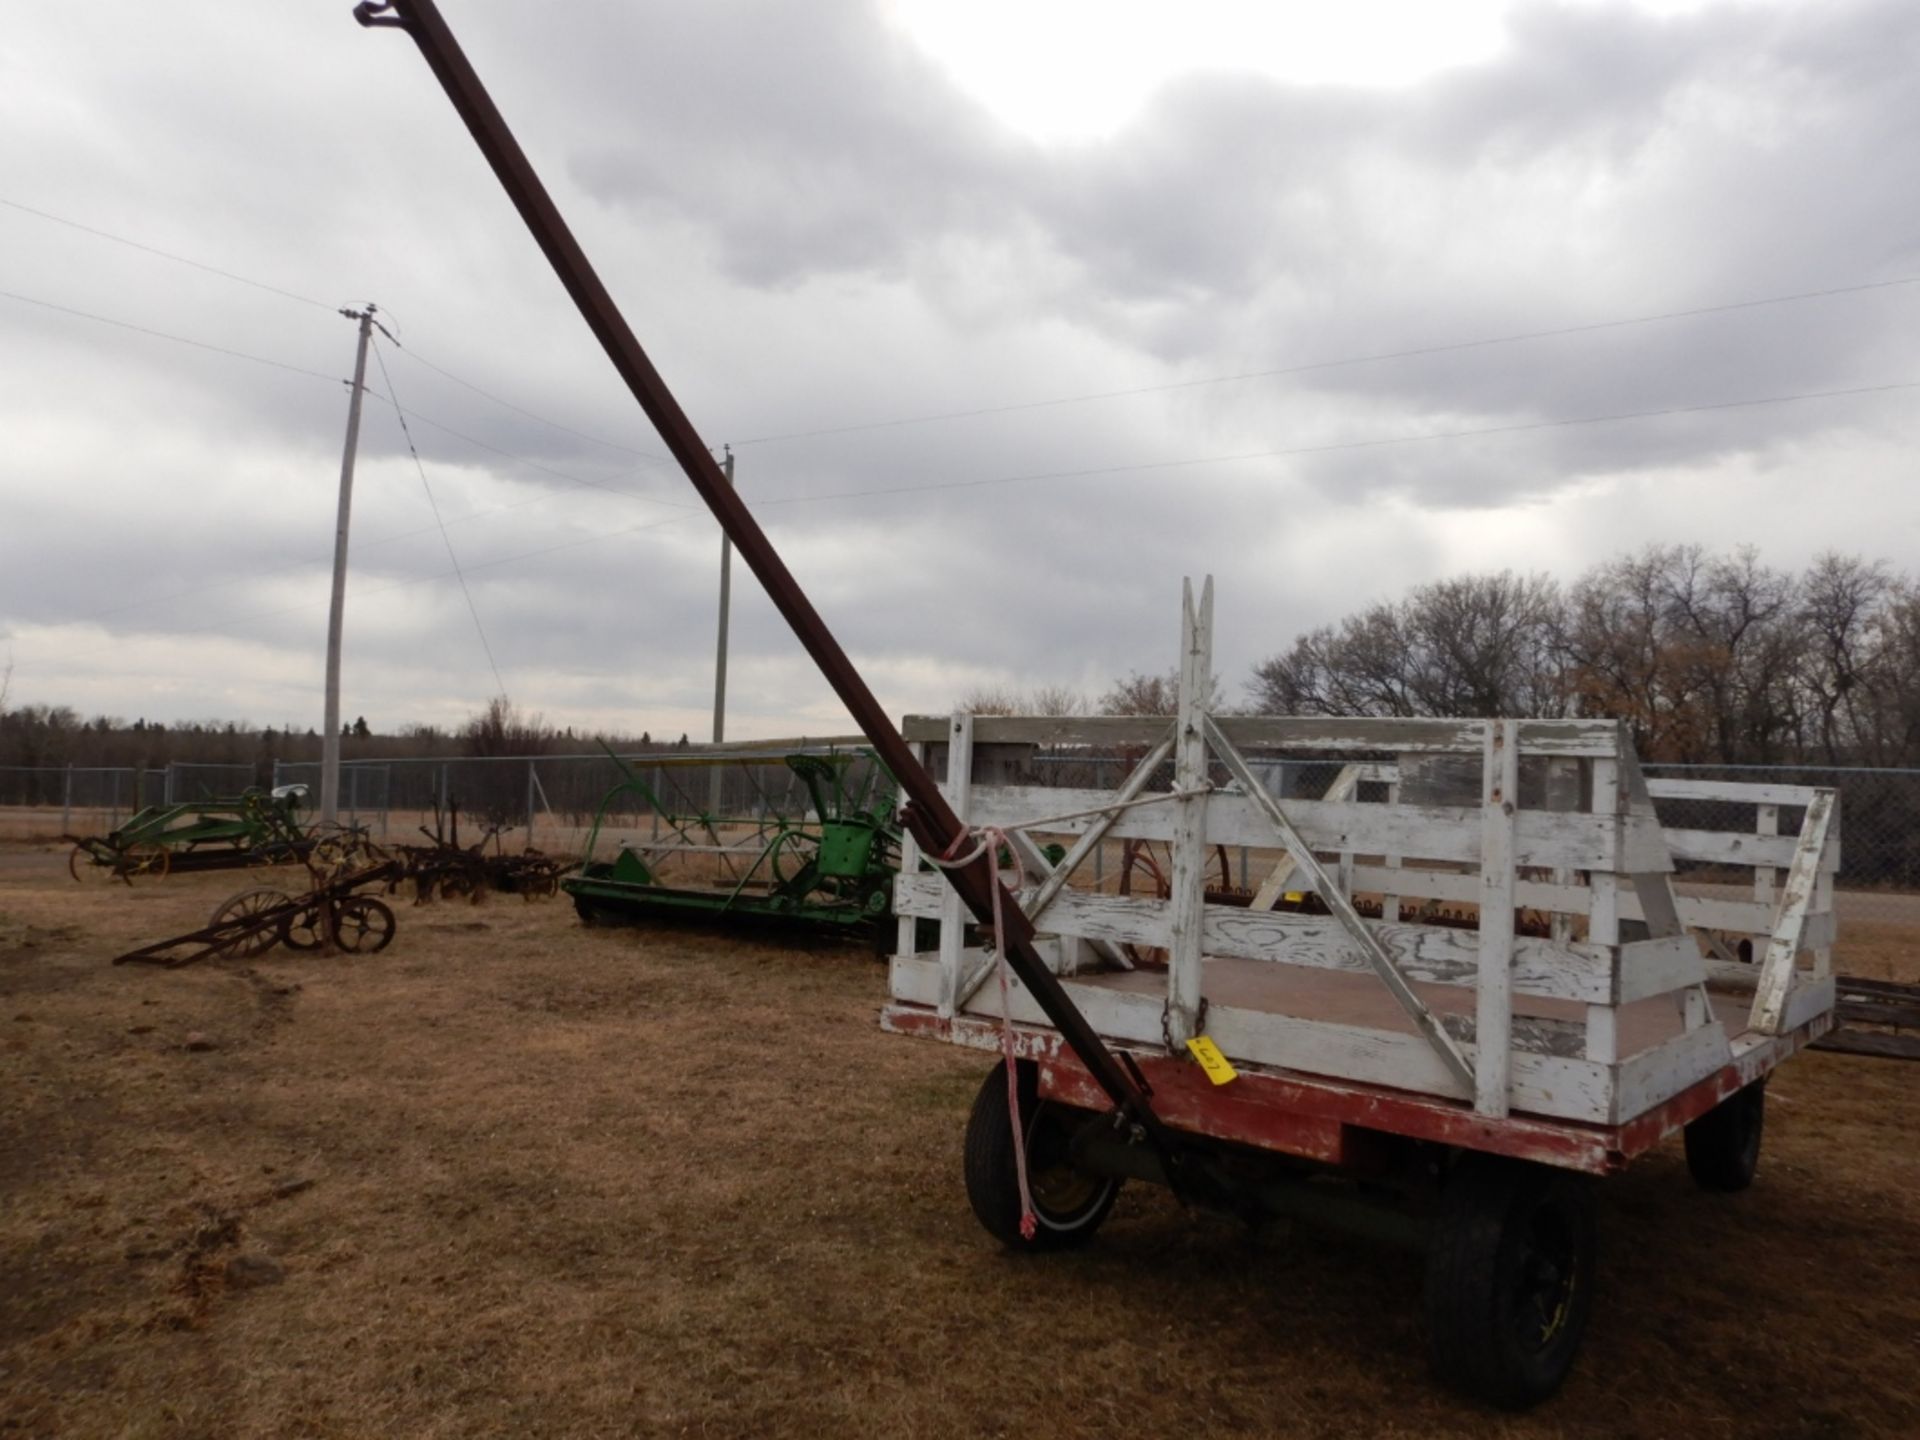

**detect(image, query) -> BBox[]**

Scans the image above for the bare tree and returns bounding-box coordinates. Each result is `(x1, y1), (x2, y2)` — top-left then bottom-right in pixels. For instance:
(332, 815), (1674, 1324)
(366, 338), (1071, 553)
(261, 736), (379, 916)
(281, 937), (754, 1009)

(1250, 573), (1562, 719)
(1097, 668), (1221, 716)
(461, 696), (556, 757)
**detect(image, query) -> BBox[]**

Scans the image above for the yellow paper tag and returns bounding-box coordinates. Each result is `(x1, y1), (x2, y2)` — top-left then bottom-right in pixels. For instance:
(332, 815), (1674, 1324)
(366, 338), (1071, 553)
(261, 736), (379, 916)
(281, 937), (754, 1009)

(1185, 1035), (1238, 1086)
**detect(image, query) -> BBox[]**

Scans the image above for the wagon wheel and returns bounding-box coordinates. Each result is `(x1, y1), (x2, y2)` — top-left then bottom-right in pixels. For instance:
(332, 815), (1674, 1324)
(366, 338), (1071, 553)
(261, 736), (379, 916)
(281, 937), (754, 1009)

(1425, 1154), (1596, 1408)
(333, 896), (396, 954)
(121, 842), (171, 883)
(1683, 1079), (1765, 1191)
(208, 887), (293, 959)
(69, 843), (115, 884)
(963, 1058), (1120, 1251)
(278, 901), (327, 952)
(250, 840), (298, 868)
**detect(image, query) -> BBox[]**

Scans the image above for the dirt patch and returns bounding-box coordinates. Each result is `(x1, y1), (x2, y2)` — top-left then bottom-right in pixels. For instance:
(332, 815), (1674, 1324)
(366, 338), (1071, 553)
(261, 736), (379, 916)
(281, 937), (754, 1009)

(1, 844), (1916, 1437)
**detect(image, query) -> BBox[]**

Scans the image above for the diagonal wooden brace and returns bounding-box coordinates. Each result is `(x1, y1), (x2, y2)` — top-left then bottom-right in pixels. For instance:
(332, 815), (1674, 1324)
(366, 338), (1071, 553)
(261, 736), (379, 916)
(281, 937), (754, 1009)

(1201, 714), (1477, 1095)
(1749, 788), (1834, 1035)
(951, 728), (1176, 1010)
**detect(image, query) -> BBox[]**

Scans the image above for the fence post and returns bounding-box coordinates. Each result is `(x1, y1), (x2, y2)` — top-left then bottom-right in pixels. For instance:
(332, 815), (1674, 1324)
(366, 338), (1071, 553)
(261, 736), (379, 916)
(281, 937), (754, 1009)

(110, 767), (121, 828)
(527, 759), (537, 841)
(62, 764), (73, 836)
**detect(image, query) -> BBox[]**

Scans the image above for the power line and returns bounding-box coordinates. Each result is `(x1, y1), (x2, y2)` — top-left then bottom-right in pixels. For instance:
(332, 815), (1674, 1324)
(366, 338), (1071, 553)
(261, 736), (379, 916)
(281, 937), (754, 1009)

(3, 513), (700, 661)
(389, 343), (675, 466)
(0, 287), (342, 383)
(2, 196), (678, 466)
(730, 275), (1920, 449)
(371, 335), (511, 700)
(753, 378), (1920, 507)
(0, 196), (338, 312)
(367, 388), (691, 509)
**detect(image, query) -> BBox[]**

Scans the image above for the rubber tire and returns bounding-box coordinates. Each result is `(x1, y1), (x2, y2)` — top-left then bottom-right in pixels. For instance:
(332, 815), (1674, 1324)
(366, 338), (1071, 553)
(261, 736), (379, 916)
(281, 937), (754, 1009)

(1425, 1154), (1597, 1410)
(963, 1059), (1120, 1252)
(1684, 1080), (1765, 1192)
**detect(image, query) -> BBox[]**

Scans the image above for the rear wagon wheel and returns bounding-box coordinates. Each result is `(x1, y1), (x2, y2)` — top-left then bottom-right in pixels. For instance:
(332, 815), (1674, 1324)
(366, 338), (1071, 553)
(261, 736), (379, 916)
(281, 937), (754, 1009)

(963, 1058), (1120, 1252)
(1684, 1079), (1765, 1192)
(1425, 1153), (1596, 1409)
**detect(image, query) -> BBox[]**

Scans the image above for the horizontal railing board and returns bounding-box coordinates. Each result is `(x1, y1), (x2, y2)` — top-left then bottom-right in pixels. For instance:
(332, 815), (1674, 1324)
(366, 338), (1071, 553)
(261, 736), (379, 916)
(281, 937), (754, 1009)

(1345, 864), (1835, 946)
(1645, 777), (1829, 807)
(887, 954), (1615, 1123)
(894, 872), (1621, 1004)
(954, 785), (1624, 871)
(902, 714), (1624, 757)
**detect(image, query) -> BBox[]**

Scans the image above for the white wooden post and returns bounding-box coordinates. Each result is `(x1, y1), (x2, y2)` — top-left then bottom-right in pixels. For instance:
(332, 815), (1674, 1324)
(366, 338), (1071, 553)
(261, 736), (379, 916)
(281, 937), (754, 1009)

(1584, 756), (1621, 1064)
(1164, 578), (1213, 1049)
(1475, 720), (1520, 1117)
(1381, 778), (1402, 923)
(936, 713), (975, 1019)
(895, 740), (925, 960)
(1754, 803), (1779, 911)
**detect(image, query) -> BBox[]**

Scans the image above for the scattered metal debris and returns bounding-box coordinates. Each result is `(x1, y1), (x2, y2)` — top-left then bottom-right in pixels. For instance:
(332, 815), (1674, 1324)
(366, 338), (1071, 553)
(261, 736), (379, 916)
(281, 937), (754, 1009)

(389, 800), (567, 903)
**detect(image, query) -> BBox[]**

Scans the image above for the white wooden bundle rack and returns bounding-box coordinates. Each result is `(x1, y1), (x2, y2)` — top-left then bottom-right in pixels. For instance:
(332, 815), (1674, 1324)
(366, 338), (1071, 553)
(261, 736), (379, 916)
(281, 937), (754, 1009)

(883, 579), (1838, 1174)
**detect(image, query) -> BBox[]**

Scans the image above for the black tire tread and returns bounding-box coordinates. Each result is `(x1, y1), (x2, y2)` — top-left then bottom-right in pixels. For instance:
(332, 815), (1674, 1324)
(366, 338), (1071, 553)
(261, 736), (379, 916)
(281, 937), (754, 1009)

(962, 1059), (1117, 1252)
(1684, 1080), (1765, 1192)
(1425, 1154), (1595, 1410)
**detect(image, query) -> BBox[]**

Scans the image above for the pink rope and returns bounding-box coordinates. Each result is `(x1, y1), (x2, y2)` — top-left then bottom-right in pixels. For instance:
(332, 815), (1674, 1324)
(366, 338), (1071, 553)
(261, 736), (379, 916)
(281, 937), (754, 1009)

(941, 825), (1037, 1240)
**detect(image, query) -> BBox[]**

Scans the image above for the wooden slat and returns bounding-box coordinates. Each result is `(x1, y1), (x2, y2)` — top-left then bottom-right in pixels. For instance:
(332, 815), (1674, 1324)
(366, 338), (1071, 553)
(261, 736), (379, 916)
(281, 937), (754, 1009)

(1812, 1029), (1920, 1060)
(1750, 790), (1836, 1035)
(903, 713), (1625, 757)
(1165, 579), (1212, 1048)
(1477, 720), (1520, 1116)
(1646, 777), (1824, 807)
(960, 786), (1622, 870)
(887, 954), (1613, 1122)
(935, 713), (973, 1019)
(895, 872), (1616, 1002)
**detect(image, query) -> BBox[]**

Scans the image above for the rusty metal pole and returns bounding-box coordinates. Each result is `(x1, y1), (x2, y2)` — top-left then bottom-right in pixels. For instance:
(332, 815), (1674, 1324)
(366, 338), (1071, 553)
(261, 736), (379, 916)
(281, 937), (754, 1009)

(350, 0), (1181, 1159)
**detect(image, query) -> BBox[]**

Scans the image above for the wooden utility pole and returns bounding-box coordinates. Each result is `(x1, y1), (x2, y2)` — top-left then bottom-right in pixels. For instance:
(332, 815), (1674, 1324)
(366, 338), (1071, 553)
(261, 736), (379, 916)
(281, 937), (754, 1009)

(321, 304), (376, 824)
(708, 446), (734, 816)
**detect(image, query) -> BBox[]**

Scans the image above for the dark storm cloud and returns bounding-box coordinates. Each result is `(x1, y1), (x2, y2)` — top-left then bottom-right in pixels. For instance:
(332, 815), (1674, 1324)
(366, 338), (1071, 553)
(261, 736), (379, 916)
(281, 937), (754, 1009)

(4, 0), (1918, 730)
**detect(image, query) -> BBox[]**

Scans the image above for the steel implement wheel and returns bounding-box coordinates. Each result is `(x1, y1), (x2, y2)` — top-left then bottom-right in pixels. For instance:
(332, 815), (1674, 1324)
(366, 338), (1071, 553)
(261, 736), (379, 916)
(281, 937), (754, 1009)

(1683, 1079), (1765, 1192)
(1425, 1153), (1596, 1409)
(207, 888), (293, 958)
(963, 1058), (1120, 1252)
(333, 896), (396, 954)
(70, 843), (113, 884)
(122, 842), (171, 882)
(278, 902), (327, 952)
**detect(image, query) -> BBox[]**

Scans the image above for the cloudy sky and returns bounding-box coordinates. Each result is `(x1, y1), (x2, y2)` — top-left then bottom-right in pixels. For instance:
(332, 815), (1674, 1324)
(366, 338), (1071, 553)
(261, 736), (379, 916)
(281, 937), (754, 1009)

(3, 0), (1916, 741)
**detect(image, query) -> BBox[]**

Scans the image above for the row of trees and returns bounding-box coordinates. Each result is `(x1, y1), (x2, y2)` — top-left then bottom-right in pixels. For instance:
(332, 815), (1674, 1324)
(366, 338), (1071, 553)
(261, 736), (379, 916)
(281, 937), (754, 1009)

(7, 546), (1918, 776)
(0, 693), (665, 776)
(1251, 547), (1920, 766)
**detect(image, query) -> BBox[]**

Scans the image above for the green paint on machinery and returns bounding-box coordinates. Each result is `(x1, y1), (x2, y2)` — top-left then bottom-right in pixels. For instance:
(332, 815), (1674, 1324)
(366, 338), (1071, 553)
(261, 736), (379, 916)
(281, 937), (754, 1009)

(562, 748), (901, 937)
(66, 786), (316, 882)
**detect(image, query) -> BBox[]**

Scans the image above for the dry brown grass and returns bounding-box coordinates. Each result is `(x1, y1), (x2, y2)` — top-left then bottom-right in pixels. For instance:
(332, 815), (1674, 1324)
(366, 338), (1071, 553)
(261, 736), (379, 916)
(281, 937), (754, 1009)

(3, 844), (1918, 1439)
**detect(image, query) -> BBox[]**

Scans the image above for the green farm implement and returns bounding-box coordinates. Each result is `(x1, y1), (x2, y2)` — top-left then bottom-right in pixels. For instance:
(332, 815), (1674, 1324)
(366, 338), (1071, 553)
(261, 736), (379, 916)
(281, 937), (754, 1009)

(65, 786), (372, 883)
(563, 749), (899, 940)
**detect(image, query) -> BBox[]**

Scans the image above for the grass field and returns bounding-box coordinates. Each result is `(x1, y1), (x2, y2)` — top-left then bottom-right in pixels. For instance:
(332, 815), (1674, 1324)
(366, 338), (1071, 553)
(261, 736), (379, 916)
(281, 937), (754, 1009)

(3, 844), (1918, 1438)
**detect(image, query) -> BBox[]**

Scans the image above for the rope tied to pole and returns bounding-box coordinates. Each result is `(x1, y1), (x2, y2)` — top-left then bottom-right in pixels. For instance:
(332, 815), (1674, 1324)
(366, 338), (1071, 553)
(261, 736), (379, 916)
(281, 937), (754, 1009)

(930, 824), (1037, 1240)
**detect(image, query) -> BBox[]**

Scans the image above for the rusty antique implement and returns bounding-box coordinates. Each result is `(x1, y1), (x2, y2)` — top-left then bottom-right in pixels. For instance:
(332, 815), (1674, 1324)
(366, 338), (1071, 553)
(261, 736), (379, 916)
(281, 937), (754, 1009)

(113, 862), (402, 969)
(349, 0), (1219, 1195)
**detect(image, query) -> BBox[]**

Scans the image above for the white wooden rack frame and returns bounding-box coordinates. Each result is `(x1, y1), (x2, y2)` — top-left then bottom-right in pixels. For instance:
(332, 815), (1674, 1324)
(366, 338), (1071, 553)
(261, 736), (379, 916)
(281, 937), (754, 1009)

(888, 579), (1838, 1126)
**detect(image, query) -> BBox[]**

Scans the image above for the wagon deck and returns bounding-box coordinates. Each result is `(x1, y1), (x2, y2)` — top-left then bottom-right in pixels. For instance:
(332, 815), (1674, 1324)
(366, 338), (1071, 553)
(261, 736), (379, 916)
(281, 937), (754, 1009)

(882, 580), (1839, 1173)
